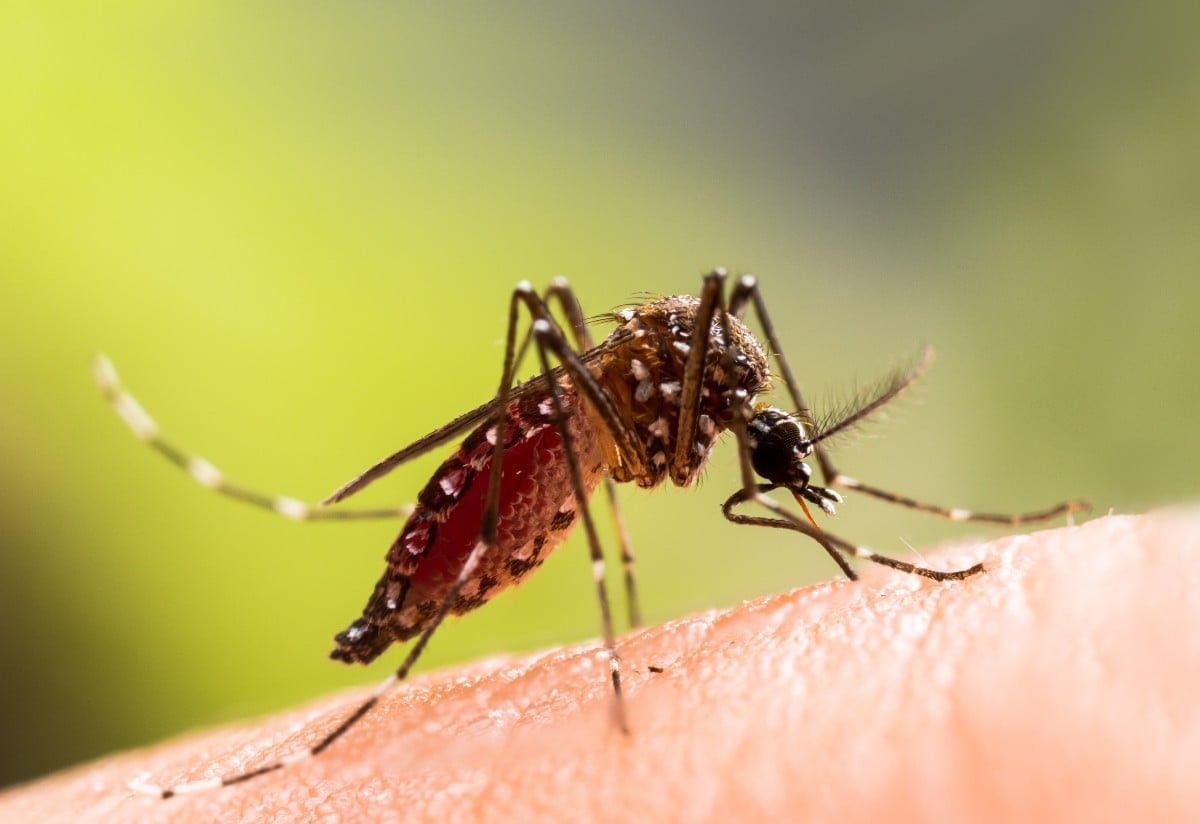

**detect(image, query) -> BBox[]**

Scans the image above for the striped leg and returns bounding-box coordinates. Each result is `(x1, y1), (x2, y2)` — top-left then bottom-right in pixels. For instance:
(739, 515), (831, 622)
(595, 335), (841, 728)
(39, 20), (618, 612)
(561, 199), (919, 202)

(716, 281), (989, 581)
(727, 274), (1090, 528)
(720, 485), (984, 581)
(542, 277), (641, 629)
(718, 337), (1086, 579)
(93, 355), (412, 521)
(532, 316), (627, 732)
(826, 474), (1089, 525)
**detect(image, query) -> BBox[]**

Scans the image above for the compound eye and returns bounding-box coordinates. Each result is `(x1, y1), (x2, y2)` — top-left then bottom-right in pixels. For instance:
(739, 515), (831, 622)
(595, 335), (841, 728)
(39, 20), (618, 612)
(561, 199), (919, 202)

(750, 435), (790, 484)
(748, 409), (811, 486)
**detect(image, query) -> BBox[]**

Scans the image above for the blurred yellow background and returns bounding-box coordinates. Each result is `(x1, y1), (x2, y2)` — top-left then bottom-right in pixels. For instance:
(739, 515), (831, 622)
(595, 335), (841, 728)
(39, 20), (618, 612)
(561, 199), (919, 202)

(2, 2), (1197, 788)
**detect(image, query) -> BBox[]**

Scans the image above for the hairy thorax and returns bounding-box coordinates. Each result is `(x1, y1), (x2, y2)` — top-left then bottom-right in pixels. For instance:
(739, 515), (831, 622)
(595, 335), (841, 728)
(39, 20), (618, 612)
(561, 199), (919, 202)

(588, 294), (770, 489)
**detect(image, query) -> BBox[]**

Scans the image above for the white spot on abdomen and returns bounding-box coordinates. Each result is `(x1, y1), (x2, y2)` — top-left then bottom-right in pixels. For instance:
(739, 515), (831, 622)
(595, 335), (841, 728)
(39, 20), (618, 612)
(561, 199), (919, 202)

(404, 522), (432, 555)
(439, 466), (468, 498)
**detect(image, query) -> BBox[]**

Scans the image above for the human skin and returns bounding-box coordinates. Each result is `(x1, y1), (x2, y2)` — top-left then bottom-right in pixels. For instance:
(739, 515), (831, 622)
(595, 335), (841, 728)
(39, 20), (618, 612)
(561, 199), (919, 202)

(1, 510), (1196, 823)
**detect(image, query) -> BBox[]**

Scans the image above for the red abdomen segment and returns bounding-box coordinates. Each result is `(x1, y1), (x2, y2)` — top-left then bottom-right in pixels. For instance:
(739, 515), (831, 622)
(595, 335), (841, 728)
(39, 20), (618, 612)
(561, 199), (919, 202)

(331, 390), (603, 665)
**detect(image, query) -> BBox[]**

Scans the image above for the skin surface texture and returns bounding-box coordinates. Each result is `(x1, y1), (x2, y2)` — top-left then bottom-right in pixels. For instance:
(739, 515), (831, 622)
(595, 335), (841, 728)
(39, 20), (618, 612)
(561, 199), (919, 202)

(1, 510), (1195, 823)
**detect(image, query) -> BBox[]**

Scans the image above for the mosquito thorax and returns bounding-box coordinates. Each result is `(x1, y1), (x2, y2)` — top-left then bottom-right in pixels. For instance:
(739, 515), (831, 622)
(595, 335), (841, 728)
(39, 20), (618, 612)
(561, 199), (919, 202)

(592, 294), (770, 489)
(746, 406), (815, 488)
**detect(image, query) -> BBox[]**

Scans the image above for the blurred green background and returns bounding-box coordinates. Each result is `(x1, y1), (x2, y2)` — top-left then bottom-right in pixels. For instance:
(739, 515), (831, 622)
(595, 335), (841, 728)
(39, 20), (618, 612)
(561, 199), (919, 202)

(2, 1), (1197, 789)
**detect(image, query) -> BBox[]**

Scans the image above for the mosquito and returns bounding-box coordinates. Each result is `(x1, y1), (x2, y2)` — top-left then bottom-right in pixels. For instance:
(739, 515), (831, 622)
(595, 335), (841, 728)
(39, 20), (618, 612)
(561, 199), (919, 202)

(95, 270), (1087, 798)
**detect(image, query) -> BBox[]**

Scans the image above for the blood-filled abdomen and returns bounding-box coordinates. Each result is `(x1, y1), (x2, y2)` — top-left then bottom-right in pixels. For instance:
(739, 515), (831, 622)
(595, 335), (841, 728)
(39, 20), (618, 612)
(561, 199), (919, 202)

(331, 389), (603, 664)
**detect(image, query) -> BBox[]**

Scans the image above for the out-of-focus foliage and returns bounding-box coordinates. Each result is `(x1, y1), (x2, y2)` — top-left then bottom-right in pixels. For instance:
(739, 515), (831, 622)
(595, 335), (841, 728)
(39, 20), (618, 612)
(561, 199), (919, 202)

(2, 1), (1196, 788)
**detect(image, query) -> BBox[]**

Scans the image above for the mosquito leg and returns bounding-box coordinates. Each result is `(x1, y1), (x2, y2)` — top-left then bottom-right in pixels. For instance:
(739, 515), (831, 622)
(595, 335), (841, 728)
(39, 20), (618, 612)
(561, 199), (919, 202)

(728, 276), (1090, 525)
(321, 399), (502, 505)
(533, 318), (628, 731)
(827, 474), (1091, 526)
(495, 283), (653, 642)
(721, 485), (858, 580)
(93, 355), (412, 522)
(599, 482), (639, 629)
(712, 293), (859, 579)
(479, 280), (648, 643)
(544, 277), (641, 629)
(690, 276), (862, 580)
(507, 286), (637, 717)
(727, 274), (834, 480)
(505, 296), (651, 475)
(730, 277), (929, 483)
(720, 486), (984, 581)
(712, 295), (984, 583)
(668, 269), (727, 484)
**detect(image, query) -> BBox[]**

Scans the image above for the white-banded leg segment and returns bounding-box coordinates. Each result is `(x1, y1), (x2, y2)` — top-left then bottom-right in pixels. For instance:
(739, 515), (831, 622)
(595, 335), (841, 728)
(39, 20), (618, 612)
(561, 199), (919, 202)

(542, 277), (642, 630)
(727, 274), (837, 480)
(830, 473), (1090, 526)
(93, 355), (412, 521)
(128, 774), (223, 799)
(489, 286), (636, 722)
(726, 275), (1090, 527)
(601, 479), (640, 629)
(720, 484), (986, 581)
(532, 319), (629, 731)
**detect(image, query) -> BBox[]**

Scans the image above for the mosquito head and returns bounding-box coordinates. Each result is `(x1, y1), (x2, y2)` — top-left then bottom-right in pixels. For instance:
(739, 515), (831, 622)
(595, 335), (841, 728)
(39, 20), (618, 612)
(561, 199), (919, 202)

(745, 406), (843, 516)
(746, 406), (815, 487)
